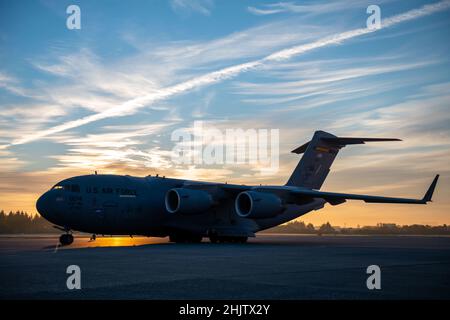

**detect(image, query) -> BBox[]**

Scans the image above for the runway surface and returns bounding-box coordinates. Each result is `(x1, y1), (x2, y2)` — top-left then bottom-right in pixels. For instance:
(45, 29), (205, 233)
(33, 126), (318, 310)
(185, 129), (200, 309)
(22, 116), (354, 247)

(1, 234), (449, 299)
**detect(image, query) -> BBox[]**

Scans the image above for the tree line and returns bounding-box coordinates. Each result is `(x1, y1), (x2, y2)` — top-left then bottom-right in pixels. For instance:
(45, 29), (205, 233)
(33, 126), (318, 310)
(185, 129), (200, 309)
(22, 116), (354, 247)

(1, 210), (449, 235)
(0, 210), (58, 234)
(262, 221), (450, 235)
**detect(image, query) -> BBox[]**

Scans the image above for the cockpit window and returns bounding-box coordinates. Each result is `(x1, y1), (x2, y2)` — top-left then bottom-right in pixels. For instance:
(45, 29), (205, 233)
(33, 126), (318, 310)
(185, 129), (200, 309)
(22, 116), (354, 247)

(52, 184), (80, 192)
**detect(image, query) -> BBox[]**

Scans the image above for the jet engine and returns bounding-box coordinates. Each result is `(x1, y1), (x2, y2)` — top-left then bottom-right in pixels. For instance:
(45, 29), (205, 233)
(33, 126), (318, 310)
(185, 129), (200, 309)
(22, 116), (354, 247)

(165, 188), (213, 215)
(235, 191), (284, 219)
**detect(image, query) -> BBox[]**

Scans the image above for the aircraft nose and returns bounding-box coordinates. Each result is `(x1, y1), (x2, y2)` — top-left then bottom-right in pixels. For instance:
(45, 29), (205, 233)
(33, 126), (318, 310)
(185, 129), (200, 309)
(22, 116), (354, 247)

(36, 192), (50, 218)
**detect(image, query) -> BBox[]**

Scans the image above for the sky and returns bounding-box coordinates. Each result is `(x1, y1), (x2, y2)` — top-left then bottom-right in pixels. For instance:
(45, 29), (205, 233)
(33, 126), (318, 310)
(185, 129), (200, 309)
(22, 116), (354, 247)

(0, 0), (449, 226)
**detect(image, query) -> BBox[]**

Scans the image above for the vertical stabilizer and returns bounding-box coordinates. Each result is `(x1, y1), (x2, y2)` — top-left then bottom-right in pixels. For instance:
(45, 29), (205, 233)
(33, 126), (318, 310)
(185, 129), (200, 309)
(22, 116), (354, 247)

(286, 131), (400, 189)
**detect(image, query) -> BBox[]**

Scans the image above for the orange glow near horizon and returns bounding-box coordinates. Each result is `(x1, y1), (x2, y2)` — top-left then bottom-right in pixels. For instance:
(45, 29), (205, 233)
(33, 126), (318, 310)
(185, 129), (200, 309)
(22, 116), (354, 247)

(66, 236), (168, 249)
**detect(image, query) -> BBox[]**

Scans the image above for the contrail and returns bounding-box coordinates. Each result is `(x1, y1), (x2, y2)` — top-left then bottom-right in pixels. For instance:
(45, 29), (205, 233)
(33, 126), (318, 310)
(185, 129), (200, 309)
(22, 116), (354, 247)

(5, 0), (450, 148)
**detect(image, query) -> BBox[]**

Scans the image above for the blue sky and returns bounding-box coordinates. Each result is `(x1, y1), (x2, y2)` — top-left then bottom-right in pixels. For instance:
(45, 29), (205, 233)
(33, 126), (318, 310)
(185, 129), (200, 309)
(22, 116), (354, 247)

(1, 0), (449, 225)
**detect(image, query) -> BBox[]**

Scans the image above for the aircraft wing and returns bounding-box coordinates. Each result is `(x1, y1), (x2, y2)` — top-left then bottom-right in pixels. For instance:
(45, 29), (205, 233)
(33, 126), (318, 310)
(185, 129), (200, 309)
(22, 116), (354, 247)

(180, 175), (439, 206)
(289, 175), (439, 205)
(181, 181), (251, 195)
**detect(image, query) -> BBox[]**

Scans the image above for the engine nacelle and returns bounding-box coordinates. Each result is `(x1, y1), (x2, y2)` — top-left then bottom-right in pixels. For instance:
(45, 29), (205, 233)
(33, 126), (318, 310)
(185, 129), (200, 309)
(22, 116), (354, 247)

(235, 191), (284, 219)
(165, 188), (213, 215)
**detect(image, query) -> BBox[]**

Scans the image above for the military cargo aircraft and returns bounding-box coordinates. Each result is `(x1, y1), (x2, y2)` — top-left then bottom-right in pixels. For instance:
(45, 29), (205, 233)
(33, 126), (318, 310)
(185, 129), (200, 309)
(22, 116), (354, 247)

(36, 130), (439, 245)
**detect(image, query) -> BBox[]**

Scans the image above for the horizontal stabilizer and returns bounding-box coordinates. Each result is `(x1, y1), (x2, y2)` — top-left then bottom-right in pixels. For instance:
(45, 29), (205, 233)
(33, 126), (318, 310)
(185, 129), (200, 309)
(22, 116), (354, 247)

(291, 142), (310, 154)
(291, 136), (401, 154)
(321, 137), (401, 145)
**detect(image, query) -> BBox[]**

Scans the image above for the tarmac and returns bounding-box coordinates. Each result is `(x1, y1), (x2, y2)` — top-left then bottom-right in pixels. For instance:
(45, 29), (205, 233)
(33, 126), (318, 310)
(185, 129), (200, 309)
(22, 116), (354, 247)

(0, 234), (449, 299)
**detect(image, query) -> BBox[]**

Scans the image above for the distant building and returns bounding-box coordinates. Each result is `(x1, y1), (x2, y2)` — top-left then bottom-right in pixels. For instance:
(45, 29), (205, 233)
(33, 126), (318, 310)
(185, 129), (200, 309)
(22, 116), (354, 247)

(377, 223), (397, 228)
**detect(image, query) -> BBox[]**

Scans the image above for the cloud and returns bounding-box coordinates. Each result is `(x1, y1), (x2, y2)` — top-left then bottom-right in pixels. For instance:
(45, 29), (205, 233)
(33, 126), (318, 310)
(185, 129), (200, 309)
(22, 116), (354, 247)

(247, 7), (285, 16)
(0, 20), (329, 149)
(2, 0), (450, 150)
(233, 59), (437, 106)
(135, 21), (327, 69)
(0, 153), (27, 171)
(327, 83), (450, 140)
(1, 103), (68, 124)
(0, 71), (27, 96)
(247, 0), (368, 16)
(261, 0), (450, 62)
(170, 0), (214, 16)
(45, 123), (174, 172)
(32, 49), (162, 112)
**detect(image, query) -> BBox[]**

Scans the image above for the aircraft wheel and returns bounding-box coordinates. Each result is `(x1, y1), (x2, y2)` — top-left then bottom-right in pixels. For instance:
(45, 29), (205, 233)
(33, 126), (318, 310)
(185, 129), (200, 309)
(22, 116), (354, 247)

(59, 234), (74, 246)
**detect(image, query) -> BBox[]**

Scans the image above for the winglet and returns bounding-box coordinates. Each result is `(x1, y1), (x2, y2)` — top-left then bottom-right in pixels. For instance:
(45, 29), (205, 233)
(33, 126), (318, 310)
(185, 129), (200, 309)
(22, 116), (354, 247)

(422, 174), (439, 203)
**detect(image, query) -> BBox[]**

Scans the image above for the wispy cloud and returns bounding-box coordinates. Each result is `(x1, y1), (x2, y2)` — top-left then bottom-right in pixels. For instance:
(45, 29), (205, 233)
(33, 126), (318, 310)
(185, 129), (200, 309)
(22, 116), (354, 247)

(170, 0), (214, 16)
(3, 1), (448, 150)
(45, 123), (174, 172)
(247, 0), (371, 16)
(0, 151), (27, 171)
(329, 85), (450, 143)
(134, 21), (327, 69)
(0, 71), (27, 96)
(234, 59), (436, 102)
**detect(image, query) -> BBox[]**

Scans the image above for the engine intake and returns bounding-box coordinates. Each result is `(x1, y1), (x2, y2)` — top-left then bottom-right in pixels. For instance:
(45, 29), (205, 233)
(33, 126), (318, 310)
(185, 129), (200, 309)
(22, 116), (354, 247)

(165, 188), (213, 215)
(235, 191), (284, 219)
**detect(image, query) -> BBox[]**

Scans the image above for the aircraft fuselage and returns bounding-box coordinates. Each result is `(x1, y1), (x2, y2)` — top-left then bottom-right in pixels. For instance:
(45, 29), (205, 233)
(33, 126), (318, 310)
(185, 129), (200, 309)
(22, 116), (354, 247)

(36, 174), (324, 239)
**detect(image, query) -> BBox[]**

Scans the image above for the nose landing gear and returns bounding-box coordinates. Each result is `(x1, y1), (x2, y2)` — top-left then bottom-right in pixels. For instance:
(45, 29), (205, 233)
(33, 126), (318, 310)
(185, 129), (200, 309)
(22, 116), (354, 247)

(59, 233), (74, 246)
(54, 225), (74, 246)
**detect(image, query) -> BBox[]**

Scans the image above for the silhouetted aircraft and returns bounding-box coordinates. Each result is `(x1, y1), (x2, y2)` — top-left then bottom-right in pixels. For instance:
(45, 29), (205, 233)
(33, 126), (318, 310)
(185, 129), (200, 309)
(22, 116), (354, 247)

(36, 130), (439, 246)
